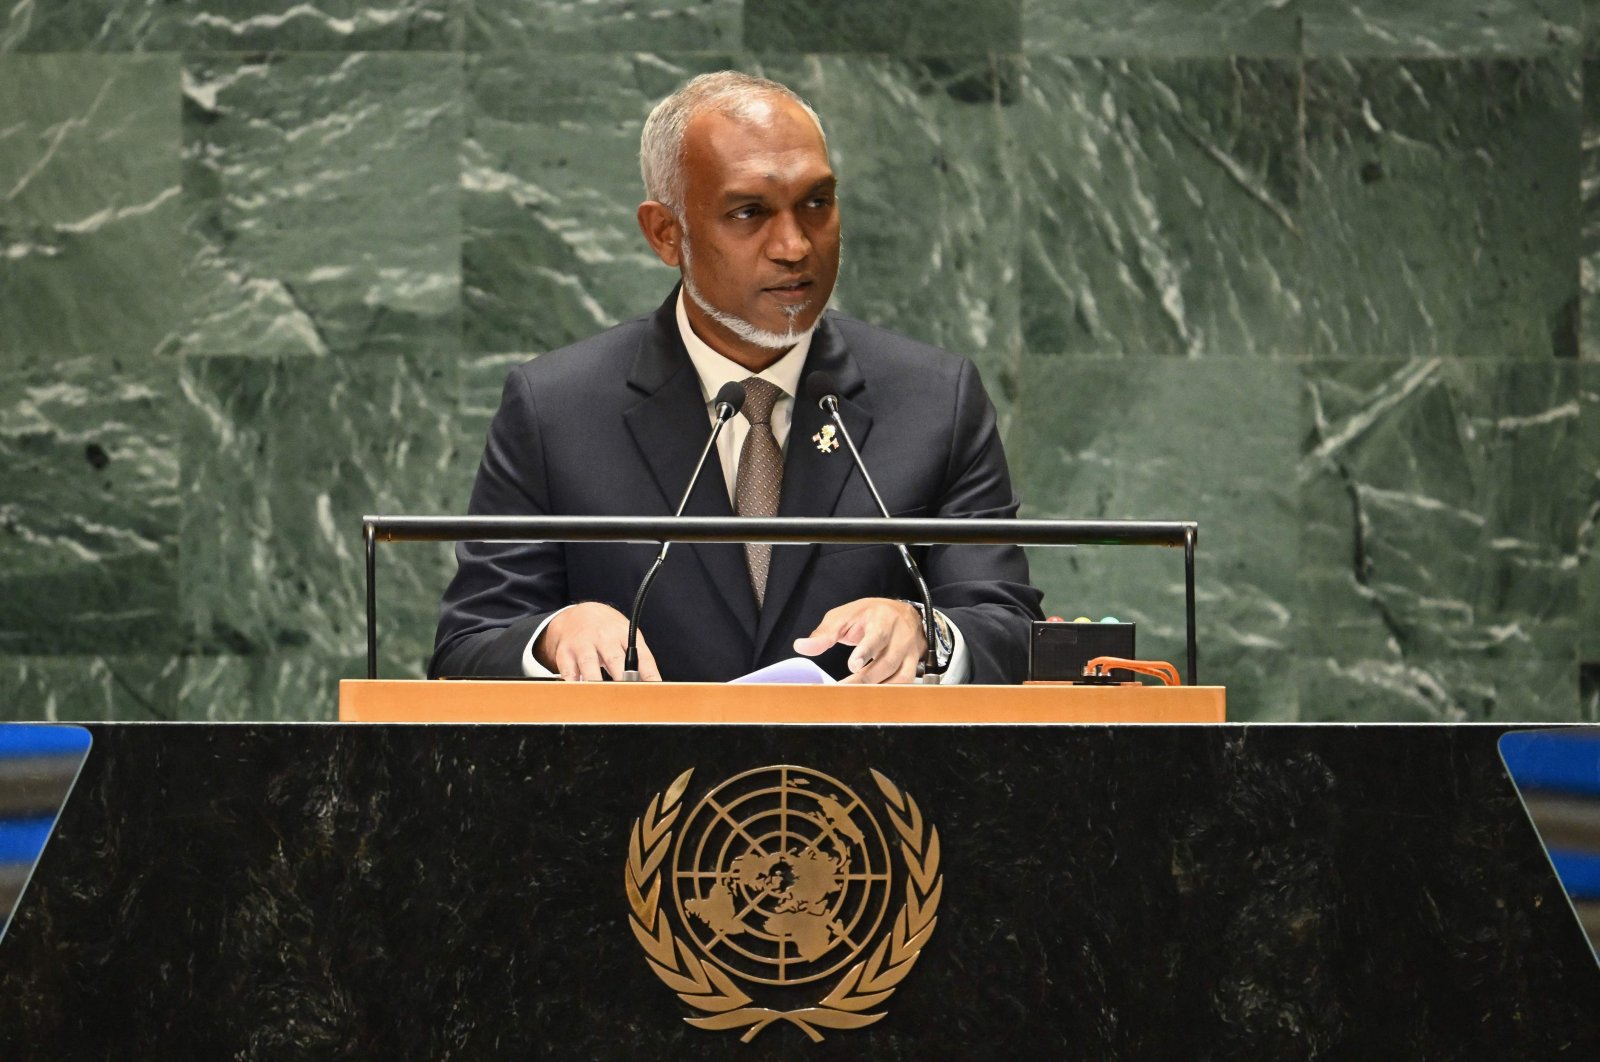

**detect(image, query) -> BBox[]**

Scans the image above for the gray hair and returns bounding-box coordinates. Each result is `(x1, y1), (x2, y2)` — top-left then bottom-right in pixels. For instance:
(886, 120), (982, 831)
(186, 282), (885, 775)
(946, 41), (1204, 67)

(639, 71), (826, 218)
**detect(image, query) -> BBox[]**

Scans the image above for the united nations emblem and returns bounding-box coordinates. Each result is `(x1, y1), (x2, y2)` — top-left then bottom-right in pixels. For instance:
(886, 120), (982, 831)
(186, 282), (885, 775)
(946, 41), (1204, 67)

(624, 765), (942, 1042)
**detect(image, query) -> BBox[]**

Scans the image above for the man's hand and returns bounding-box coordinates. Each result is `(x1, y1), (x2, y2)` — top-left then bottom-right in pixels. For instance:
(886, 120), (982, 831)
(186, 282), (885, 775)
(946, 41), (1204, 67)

(793, 597), (927, 684)
(534, 602), (660, 681)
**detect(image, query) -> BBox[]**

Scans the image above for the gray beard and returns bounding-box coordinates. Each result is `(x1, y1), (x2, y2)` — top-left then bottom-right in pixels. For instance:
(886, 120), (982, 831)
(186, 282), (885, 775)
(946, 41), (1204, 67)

(680, 235), (811, 351)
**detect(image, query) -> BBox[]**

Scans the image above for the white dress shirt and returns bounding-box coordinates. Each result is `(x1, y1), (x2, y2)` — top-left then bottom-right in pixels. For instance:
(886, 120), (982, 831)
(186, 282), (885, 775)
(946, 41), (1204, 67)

(522, 289), (968, 682)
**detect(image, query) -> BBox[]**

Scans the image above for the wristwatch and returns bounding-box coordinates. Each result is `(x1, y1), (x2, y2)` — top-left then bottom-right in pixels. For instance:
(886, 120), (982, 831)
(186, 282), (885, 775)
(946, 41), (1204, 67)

(905, 601), (953, 670)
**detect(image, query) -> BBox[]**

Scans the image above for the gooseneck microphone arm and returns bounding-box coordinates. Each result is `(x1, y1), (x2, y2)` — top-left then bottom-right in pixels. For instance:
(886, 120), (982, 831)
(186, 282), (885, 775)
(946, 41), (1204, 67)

(802, 372), (944, 683)
(622, 381), (746, 681)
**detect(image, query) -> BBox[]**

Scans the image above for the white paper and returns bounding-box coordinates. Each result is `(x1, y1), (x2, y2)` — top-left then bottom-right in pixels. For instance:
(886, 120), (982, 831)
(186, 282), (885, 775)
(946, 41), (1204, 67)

(728, 657), (838, 685)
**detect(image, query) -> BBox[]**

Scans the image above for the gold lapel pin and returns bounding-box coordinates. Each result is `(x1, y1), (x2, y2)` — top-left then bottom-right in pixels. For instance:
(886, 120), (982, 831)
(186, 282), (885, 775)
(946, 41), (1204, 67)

(812, 424), (839, 454)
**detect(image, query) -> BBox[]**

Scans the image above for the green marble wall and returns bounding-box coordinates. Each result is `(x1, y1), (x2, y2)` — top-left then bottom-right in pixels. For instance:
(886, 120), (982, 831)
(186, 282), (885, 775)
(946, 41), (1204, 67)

(1, 1), (1596, 721)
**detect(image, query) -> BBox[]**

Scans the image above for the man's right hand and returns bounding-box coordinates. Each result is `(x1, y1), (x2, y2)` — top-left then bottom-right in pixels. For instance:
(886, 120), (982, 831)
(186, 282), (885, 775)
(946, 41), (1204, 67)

(533, 602), (661, 681)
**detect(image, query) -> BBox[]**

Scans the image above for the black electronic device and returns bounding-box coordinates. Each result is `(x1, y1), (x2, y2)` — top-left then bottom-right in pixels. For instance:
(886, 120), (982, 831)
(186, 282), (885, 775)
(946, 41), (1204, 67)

(1028, 620), (1136, 682)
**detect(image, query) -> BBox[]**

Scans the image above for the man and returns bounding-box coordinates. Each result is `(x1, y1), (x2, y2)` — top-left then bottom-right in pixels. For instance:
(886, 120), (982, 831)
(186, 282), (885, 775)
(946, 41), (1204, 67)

(431, 71), (1041, 684)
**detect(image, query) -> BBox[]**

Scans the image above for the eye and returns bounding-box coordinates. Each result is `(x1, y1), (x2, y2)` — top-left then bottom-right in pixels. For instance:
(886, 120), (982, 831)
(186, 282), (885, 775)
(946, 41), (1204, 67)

(806, 194), (834, 210)
(729, 204), (763, 221)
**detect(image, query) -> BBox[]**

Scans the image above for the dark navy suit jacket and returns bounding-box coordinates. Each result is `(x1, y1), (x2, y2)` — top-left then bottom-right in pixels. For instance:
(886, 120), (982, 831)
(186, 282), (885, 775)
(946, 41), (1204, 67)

(430, 289), (1042, 683)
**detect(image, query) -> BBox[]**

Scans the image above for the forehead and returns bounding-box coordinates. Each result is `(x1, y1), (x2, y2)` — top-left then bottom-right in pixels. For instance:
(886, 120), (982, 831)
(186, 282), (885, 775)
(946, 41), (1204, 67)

(682, 98), (833, 196)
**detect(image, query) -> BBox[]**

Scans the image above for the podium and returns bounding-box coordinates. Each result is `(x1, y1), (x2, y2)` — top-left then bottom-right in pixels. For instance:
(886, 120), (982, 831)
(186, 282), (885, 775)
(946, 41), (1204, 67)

(337, 679), (1227, 723)
(2, 719), (1597, 1054)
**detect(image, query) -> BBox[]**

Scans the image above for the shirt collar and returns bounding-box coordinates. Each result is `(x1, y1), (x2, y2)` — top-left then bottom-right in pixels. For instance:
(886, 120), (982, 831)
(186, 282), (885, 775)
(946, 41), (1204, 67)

(675, 287), (812, 407)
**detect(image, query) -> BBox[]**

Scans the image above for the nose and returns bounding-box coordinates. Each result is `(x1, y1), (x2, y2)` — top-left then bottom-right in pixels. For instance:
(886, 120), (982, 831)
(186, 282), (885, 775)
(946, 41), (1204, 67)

(765, 209), (810, 264)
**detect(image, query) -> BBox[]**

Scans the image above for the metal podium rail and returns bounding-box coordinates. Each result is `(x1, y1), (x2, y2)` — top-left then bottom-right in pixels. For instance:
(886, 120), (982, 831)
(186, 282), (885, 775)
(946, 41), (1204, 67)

(361, 516), (1200, 683)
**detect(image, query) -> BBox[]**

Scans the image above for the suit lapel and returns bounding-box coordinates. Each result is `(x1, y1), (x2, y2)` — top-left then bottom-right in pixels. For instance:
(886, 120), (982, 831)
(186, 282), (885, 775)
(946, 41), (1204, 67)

(754, 315), (872, 656)
(622, 292), (759, 639)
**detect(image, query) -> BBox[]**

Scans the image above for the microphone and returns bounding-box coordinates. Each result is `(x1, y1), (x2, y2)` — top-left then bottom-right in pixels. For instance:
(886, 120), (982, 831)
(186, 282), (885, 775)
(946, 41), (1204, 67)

(621, 380), (746, 680)
(801, 371), (944, 683)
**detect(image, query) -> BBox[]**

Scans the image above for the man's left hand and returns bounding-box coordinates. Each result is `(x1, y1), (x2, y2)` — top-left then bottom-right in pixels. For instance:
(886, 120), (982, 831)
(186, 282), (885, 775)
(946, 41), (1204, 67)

(793, 597), (926, 684)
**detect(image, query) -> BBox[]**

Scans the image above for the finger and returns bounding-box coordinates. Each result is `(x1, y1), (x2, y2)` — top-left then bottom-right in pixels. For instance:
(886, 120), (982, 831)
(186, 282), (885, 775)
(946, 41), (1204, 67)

(793, 606), (850, 656)
(574, 646), (605, 683)
(599, 641), (628, 682)
(555, 644), (578, 683)
(837, 651), (899, 685)
(892, 654), (921, 684)
(854, 647), (903, 685)
(839, 646), (887, 685)
(637, 636), (663, 682)
(558, 643), (600, 684)
(795, 625), (853, 656)
(846, 617), (890, 674)
(793, 634), (833, 657)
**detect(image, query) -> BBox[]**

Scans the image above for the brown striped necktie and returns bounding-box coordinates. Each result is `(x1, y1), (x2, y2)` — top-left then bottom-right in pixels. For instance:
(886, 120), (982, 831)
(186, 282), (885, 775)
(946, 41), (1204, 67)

(735, 378), (784, 606)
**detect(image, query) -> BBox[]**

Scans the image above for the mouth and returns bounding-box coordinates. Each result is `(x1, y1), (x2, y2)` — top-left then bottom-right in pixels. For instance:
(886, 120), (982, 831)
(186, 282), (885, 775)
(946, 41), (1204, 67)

(762, 278), (814, 305)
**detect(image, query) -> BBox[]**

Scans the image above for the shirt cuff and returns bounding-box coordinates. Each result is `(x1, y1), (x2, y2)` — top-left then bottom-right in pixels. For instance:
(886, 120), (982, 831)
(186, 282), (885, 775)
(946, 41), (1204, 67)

(520, 605), (574, 678)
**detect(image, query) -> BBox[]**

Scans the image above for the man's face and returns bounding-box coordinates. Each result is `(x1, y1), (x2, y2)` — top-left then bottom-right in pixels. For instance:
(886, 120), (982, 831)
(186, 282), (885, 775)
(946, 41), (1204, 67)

(674, 98), (840, 367)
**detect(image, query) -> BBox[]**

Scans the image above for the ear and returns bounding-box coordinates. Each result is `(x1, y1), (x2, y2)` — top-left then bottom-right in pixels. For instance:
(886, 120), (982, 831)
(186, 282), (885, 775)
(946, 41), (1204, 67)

(637, 201), (684, 268)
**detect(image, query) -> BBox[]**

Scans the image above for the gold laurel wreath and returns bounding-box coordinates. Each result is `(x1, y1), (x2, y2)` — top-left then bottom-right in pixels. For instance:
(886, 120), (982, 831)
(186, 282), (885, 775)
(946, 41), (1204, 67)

(624, 767), (942, 1043)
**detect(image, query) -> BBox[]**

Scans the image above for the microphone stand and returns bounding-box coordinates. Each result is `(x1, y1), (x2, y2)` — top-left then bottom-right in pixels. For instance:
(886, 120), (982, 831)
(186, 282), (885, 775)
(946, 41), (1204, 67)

(816, 393), (944, 684)
(621, 386), (744, 680)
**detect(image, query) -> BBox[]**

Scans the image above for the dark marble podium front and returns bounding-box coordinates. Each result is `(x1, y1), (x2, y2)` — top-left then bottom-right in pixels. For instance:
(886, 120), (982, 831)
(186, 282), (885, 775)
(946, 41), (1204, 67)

(0, 724), (1594, 1058)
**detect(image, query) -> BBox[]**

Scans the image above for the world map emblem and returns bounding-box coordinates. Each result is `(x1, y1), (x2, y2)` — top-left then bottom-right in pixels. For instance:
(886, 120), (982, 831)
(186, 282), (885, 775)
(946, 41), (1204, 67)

(625, 765), (943, 1042)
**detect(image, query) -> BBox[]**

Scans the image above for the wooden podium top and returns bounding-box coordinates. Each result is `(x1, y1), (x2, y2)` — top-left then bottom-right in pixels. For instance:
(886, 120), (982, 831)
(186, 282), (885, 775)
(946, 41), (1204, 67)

(338, 680), (1225, 724)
